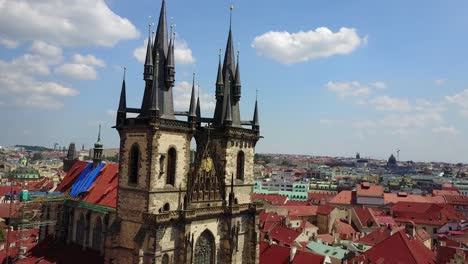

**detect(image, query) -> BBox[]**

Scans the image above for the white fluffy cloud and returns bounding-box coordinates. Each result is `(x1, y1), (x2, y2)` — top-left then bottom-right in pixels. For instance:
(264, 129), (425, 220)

(133, 38), (196, 65)
(370, 96), (411, 112)
(445, 89), (468, 116)
(72, 54), (106, 67)
(432, 126), (460, 135)
(326, 81), (375, 98)
(251, 27), (366, 64)
(55, 64), (98, 80)
(55, 53), (106, 80)
(0, 0), (139, 47)
(0, 36), (19, 48)
(0, 42), (78, 109)
(173, 81), (215, 112)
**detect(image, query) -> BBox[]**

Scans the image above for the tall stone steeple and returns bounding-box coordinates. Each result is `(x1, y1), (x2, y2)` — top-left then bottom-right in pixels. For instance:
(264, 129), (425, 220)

(140, 0), (175, 119)
(213, 7), (241, 127)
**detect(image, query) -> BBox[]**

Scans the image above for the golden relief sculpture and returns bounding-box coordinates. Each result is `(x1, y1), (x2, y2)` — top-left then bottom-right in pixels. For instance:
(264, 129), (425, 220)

(201, 157), (214, 173)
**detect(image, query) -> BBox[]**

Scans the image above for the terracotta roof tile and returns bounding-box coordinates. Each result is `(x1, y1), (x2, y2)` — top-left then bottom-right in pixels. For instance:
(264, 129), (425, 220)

(260, 241), (325, 264)
(356, 183), (383, 197)
(352, 230), (436, 264)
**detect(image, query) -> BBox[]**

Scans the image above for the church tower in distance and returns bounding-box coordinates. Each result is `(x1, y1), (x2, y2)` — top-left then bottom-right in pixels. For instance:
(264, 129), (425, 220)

(105, 1), (262, 264)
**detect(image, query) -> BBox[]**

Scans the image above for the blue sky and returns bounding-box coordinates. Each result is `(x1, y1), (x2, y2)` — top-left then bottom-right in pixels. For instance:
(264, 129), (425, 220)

(1, 0), (468, 162)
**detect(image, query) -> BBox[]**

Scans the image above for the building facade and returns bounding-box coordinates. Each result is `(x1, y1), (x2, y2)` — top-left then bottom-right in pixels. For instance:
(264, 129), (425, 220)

(104, 1), (262, 263)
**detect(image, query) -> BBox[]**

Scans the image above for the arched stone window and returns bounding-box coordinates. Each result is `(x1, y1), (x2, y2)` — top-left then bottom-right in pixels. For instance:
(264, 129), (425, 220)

(92, 217), (103, 251)
(75, 213), (86, 246)
(129, 144), (140, 184)
(194, 230), (215, 264)
(163, 203), (170, 212)
(161, 254), (169, 264)
(166, 148), (176, 185)
(236, 151), (245, 181)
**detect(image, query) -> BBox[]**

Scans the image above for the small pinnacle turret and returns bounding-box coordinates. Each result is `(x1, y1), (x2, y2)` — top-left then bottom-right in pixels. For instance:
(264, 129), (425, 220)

(143, 25), (154, 81)
(116, 68), (127, 126)
(252, 97), (259, 131)
(188, 73), (197, 119)
(234, 50), (241, 100)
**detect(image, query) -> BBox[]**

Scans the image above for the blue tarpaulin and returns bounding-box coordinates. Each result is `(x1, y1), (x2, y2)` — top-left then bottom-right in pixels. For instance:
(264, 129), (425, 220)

(70, 163), (104, 197)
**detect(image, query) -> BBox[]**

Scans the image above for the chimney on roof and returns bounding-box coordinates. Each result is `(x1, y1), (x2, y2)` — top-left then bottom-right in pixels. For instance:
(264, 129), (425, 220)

(289, 246), (297, 263)
(405, 223), (416, 238)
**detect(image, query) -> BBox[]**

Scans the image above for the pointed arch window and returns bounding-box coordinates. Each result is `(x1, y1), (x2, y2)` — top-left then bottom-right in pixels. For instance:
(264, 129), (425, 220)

(194, 230), (215, 264)
(75, 213), (86, 246)
(166, 148), (176, 185)
(92, 217), (103, 251)
(236, 151), (245, 181)
(129, 144), (140, 184)
(161, 254), (169, 264)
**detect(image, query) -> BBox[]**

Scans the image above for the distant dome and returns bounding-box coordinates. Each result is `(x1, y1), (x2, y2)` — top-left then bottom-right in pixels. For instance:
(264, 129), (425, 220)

(388, 154), (397, 165)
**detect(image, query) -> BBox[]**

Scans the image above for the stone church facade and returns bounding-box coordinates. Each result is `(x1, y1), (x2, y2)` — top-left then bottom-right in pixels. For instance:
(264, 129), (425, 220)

(103, 1), (262, 263)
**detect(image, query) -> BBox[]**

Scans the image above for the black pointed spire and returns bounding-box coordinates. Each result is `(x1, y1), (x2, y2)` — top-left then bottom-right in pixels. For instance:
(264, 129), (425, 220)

(188, 73), (197, 119)
(253, 92), (259, 131)
(234, 50), (241, 100)
(196, 95), (201, 126)
(153, 0), (168, 60)
(116, 68), (127, 126)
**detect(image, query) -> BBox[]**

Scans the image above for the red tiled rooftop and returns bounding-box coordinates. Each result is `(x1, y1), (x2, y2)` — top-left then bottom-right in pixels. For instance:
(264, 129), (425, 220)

(352, 230), (436, 264)
(82, 163), (118, 208)
(278, 205), (318, 217)
(268, 225), (301, 245)
(391, 202), (463, 226)
(329, 190), (353, 205)
(356, 183), (383, 197)
(260, 241), (325, 264)
(56, 161), (88, 193)
(334, 219), (357, 236)
(317, 204), (335, 215)
(433, 189), (460, 196)
(252, 194), (288, 206)
(354, 207), (378, 228)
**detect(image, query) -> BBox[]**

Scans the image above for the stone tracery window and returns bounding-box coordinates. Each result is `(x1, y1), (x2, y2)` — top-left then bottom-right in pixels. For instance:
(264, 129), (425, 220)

(194, 230), (215, 264)
(236, 151), (245, 181)
(129, 144), (140, 184)
(166, 148), (176, 185)
(75, 213), (86, 246)
(92, 217), (103, 251)
(161, 254), (169, 264)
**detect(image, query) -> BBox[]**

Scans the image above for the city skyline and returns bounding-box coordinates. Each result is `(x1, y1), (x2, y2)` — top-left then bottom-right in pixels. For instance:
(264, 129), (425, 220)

(1, 0), (468, 163)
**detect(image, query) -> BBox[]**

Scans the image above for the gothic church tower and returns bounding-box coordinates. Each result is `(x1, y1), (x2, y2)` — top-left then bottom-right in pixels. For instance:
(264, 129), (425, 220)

(105, 2), (262, 264)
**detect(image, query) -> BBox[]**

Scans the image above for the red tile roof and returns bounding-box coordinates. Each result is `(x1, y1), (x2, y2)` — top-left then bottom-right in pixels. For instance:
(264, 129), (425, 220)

(284, 200), (308, 206)
(353, 207), (378, 228)
(252, 194), (288, 206)
(82, 164), (118, 208)
(443, 195), (468, 205)
(392, 202), (463, 226)
(268, 225), (301, 245)
(356, 226), (399, 246)
(278, 205), (318, 217)
(317, 234), (334, 244)
(260, 242), (325, 264)
(329, 190), (353, 205)
(356, 183), (383, 197)
(352, 230), (436, 264)
(0, 203), (20, 218)
(433, 189), (460, 196)
(317, 204), (335, 215)
(384, 192), (445, 205)
(334, 219), (357, 237)
(56, 161), (88, 193)
(307, 192), (336, 204)
(437, 246), (468, 264)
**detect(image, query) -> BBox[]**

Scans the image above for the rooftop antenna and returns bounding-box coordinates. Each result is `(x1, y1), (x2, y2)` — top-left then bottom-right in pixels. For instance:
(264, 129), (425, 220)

(229, 2), (234, 29)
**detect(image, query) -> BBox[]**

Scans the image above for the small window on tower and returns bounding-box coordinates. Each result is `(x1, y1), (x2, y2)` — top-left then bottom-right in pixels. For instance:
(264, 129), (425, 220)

(166, 148), (176, 185)
(236, 151), (245, 181)
(128, 144), (140, 184)
(159, 155), (166, 175)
